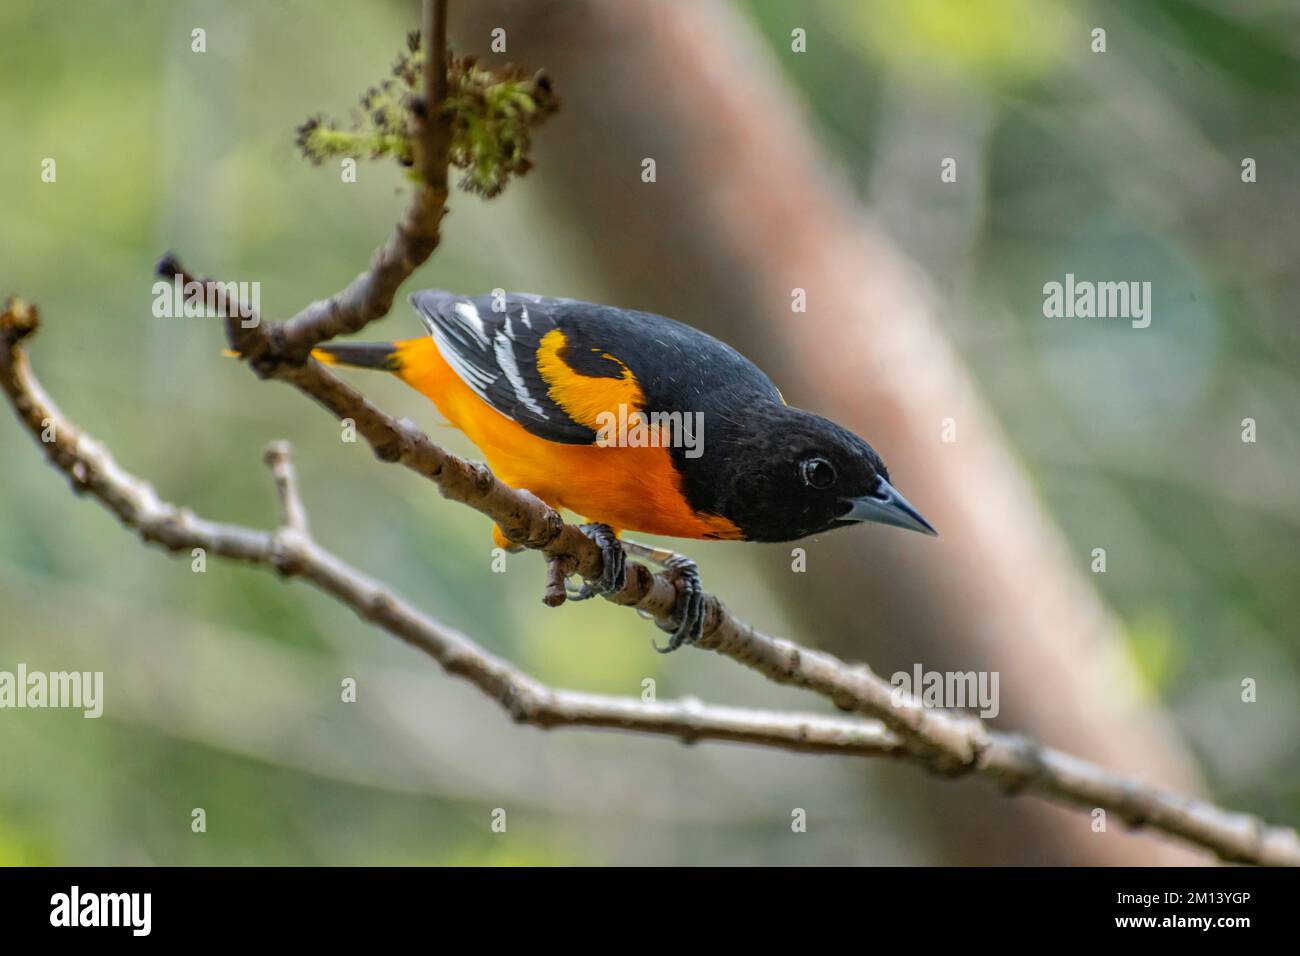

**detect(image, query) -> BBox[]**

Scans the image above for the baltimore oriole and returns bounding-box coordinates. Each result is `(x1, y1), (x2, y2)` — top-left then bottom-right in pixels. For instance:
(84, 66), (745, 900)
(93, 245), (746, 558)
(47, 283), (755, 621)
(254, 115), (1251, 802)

(314, 291), (936, 651)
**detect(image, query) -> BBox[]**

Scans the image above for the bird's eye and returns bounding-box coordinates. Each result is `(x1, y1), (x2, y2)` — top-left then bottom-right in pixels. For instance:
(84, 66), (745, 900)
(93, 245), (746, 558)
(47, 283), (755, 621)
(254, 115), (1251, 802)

(801, 457), (837, 489)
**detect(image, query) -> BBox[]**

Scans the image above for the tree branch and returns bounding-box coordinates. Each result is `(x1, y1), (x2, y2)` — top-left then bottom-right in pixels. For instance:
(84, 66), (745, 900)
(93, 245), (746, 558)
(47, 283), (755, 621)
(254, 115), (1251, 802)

(266, 0), (452, 363)
(265, 440), (310, 534)
(5, 299), (1299, 866)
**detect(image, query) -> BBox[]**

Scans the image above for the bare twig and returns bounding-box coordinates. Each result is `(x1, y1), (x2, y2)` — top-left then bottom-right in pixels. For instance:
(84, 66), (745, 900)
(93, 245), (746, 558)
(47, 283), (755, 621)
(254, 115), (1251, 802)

(265, 440), (309, 534)
(5, 300), (1299, 866)
(543, 556), (570, 607)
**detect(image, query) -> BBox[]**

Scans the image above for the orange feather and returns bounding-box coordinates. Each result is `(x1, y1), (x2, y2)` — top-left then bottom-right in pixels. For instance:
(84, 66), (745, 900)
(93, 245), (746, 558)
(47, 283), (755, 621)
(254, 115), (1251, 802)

(374, 338), (742, 543)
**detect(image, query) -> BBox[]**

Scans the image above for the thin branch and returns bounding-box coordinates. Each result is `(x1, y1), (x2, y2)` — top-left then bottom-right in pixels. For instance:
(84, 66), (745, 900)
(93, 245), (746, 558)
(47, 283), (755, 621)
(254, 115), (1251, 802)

(264, 440), (309, 534)
(5, 300), (1299, 866)
(267, 0), (452, 363)
(543, 555), (571, 608)
(422, 0), (449, 141)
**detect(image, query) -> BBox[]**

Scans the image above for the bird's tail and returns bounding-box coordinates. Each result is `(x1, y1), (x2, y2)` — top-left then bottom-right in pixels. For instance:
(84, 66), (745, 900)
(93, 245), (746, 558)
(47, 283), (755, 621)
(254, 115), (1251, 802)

(311, 341), (404, 371)
(225, 338), (440, 392)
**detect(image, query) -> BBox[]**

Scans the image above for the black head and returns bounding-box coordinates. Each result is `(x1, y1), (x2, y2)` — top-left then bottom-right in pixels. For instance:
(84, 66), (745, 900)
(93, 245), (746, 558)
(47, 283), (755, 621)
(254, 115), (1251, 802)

(685, 406), (937, 543)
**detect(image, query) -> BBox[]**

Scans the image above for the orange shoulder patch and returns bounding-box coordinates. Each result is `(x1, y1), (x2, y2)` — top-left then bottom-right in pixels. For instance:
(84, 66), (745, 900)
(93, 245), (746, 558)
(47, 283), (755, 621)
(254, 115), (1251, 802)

(535, 328), (645, 430)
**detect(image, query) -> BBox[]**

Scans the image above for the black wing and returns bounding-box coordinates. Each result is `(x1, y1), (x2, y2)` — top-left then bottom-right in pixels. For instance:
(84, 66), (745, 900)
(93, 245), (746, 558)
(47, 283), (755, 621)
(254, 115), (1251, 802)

(409, 290), (782, 445)
(410, 290), (597, 443)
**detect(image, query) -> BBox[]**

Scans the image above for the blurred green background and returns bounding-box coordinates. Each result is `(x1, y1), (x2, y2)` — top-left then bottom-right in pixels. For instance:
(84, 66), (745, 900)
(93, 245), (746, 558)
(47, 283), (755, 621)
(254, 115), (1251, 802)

(1, 0), (1297, 865)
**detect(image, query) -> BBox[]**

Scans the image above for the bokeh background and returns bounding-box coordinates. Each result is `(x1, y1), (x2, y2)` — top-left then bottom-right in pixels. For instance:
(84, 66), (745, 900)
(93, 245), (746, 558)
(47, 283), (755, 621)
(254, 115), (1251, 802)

(2, 0), (1297, 865)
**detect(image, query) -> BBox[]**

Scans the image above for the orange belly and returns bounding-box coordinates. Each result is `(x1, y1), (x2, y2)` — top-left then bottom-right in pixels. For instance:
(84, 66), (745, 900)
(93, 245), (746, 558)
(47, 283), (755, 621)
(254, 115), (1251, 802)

(394, 339), (741, 540)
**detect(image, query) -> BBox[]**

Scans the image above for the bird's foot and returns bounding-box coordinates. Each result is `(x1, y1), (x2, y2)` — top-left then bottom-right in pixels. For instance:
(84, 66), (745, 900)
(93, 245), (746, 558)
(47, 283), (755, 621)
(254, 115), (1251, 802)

(566, 523), (626, 601)
(651, 554), (705, 654)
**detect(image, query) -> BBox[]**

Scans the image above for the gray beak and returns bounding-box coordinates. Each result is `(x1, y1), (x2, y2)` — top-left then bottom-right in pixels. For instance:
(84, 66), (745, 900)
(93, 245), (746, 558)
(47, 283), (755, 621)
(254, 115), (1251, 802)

(841, 477), (938, 537)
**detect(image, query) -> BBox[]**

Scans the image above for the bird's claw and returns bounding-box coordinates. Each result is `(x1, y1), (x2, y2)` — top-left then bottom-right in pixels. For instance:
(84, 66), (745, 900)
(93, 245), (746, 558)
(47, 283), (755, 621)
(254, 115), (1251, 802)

(652, 554), (705, 653)
(569, 523), (626, 601)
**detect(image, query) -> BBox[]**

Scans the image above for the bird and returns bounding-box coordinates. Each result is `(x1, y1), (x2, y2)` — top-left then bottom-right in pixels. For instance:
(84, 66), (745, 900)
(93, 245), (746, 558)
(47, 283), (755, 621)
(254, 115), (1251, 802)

(313, 290), (936, 652)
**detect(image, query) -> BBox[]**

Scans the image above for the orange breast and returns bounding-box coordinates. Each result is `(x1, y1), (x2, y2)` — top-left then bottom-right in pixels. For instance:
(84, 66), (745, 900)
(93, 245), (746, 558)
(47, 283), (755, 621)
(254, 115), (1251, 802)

(393, 338), (742, 540)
